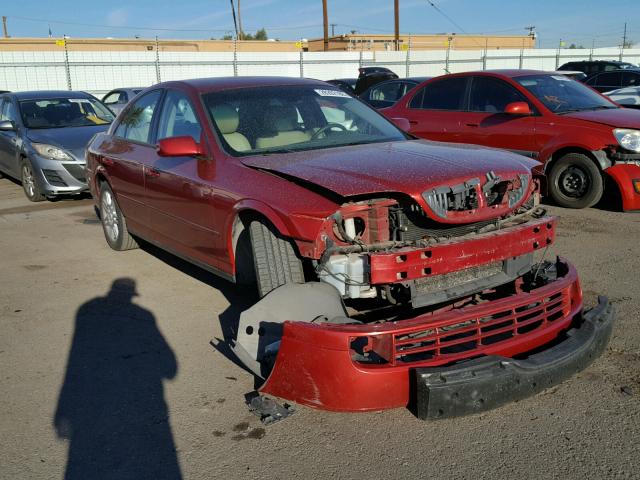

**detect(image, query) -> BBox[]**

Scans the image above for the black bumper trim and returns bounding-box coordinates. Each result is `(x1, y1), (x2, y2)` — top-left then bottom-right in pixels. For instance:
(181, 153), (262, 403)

(414, 296), (614, 420)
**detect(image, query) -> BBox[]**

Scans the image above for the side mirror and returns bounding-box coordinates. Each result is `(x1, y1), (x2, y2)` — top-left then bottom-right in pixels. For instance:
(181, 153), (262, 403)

(390, 117), (411, 131)
(157, 136), (203, 157)
(504, 102), (533, 115)
(0, 120), (15, 131)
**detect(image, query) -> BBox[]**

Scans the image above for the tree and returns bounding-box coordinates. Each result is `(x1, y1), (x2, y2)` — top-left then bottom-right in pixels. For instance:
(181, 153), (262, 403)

(568, 43), (585, 49)
(221, 34), (233, 40)
(623, 39), (635, 48)
(254, 28), (268, 40)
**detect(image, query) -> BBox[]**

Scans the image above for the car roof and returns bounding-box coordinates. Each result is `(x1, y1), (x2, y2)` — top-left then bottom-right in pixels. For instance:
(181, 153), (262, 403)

(158, 76), (330, 94)
(7, 90), (95, 100)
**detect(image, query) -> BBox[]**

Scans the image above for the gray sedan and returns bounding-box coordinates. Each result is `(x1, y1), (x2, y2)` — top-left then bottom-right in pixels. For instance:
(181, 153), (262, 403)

(0, 91), (114, 201)
(101, 88), (144, 115)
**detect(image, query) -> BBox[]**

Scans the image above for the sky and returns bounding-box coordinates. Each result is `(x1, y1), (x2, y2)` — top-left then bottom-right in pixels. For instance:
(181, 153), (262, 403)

(2, 0), (638, 48)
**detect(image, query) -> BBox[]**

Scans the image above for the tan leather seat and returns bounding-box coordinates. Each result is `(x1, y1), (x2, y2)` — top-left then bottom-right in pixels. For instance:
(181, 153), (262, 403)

(255, 105), (311, 149)
(210, 104), (251, 152)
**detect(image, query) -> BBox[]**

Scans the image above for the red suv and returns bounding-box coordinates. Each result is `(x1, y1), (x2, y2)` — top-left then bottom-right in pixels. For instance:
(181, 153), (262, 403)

(86, 77), (612, 417)
(383, 70), (640, 210)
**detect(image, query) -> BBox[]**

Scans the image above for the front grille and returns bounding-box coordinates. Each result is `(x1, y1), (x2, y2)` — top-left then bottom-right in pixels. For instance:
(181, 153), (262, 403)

(41, 169), (68, 187)
(63, 163), (86, 183)
(393, 290), (569, 364)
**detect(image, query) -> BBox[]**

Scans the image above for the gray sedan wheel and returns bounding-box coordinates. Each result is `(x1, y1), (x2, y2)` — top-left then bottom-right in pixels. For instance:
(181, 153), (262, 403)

(99, 182), (138, 251)
(21, 160), (45, 202)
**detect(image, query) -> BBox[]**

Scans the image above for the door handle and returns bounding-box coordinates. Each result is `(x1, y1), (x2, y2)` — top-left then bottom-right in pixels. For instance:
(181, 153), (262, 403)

(409, 120), (418, 125)
(466, 123), (479, 127)
(145, 168), (161, 178)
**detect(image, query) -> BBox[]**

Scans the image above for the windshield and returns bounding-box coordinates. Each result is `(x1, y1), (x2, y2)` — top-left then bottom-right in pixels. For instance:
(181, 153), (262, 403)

(19, 97), (114, 129)
(516, 75), (617, 113)
(202, 85), (406, 156)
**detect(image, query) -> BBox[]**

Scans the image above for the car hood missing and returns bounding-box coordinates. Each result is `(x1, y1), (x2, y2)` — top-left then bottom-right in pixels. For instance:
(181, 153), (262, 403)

(241, 140), (536, 198)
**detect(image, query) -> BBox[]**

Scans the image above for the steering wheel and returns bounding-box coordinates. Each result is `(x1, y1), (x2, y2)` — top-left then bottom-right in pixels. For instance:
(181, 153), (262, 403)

(311, 122), (348, 140)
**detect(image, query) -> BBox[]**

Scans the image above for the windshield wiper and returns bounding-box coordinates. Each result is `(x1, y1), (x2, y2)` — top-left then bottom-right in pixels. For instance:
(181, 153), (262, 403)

(557, 105), (617, 114)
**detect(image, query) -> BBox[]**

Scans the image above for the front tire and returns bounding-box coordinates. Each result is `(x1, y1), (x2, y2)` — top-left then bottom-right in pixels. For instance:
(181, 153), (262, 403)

(21, 160), (45, 202)
(548, 153), (603, 209)
(249, 219), (304, 297)
(99, 182), (138, 251)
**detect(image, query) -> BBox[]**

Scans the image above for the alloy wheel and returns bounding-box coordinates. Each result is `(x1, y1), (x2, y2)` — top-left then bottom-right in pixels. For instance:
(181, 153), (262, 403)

(101, 190), (120, 242)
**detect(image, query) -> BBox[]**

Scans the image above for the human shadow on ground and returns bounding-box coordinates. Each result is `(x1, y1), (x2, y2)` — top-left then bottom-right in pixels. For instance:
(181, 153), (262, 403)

(54, 278), (182, 480)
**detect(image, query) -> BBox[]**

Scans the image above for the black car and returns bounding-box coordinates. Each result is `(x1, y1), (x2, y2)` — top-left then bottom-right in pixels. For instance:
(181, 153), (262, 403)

(354, 67), (398, 95)
(326, 78), (357, 94)
(0, 91), (114, 201)
(359, 77), (431, 109)
(584, 69), (640, 93)
(558, 60), (638, 76)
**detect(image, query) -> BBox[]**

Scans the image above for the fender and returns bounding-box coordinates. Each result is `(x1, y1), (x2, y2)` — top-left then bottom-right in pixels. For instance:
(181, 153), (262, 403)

(605, 163), (640, 211)
(540, 143), (612, 173)
(226, 198), (299, 275)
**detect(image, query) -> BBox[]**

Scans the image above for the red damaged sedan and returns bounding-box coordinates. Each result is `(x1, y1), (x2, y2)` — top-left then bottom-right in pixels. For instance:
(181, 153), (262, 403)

(86, 77), (613, 418)
(383, 70), (640, 210)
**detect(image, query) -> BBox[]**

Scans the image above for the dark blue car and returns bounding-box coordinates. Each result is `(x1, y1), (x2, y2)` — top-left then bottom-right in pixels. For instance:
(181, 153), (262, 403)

(0, 90), (114, 201)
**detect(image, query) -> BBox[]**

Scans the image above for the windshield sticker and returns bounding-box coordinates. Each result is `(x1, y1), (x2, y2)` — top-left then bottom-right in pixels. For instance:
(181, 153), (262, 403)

(314, 89), (351, 98)
(551, 75), (571, 81)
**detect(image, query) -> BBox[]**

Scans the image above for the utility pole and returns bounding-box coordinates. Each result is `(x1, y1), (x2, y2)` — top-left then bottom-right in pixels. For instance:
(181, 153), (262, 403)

(2, 16), (8, 38)
(237, 0), (242, 40)
(394, 0), (400, 51)
(622, 22), (627, 48)
(330, 23), (337, 36)
(322, 0), (328, 51)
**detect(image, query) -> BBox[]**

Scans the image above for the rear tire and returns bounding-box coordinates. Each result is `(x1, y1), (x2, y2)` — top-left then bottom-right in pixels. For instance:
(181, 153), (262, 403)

(249, 219), (304, 297)
(548, 153), (603, 209)
(99, 182), (138, 251)
(21, 160), (45, 202)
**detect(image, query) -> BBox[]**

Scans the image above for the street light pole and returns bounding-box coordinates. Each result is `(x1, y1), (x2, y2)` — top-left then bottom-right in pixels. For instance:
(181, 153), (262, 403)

(394, 0), (400, 51)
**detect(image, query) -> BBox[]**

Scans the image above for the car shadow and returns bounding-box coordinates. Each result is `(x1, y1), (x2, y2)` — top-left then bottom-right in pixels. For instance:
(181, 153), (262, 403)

(54, 278), (182, 480)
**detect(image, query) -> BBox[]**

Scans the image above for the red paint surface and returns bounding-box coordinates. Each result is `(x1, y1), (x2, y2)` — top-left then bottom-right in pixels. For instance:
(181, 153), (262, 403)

(261, 259), (582, 412)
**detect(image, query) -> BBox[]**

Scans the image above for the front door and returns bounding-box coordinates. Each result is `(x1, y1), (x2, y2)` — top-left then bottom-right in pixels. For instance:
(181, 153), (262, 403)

(0, 98), (22, 177)
(461, 76), (538, 158)
(145, 89), (224, 270)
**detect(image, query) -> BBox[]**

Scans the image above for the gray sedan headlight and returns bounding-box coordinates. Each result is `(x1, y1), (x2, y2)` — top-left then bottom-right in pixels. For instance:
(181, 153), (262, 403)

(613, 129), (640, 153)
(32, 143), (74, 161)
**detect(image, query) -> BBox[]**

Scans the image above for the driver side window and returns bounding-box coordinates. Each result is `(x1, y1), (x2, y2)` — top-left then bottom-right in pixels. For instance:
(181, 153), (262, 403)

(157, 90), (202, 143)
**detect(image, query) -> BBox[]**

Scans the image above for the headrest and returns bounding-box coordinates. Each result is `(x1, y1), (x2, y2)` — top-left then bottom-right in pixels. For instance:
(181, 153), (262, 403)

(211, 104), (239, 134)
(265, 104), (298, 132)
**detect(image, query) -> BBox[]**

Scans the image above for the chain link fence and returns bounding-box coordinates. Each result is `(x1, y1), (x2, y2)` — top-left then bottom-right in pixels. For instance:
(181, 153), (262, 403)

(1, 39), (639, 96)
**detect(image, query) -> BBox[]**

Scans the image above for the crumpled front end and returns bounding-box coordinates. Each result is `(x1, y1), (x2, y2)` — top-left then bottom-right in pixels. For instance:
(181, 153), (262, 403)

(232, 258), (613, 414)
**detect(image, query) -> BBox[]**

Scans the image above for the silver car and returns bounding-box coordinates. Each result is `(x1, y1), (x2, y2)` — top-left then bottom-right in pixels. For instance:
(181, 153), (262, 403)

(0, 91), (114, 201)
(101, 88), (144, 115)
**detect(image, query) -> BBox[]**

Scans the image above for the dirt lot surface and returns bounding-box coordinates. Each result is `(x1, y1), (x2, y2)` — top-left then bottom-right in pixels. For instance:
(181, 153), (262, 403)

(1, 176), (639, 479)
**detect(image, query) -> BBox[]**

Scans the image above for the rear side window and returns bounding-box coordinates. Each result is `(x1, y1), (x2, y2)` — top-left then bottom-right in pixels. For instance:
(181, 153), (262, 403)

(103, 91), (124, 105)
(410, 77), (467, 110)
(369, 82), (403, 102)
(469, 77), (527, 113)
(114, 90), (161, 144)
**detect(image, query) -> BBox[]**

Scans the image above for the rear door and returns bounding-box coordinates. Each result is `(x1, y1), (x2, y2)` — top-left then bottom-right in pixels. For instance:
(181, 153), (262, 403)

(100, 89), (163, 232)
(0, 97), (21, 177)
(402, 76), (469, 143)
(461, 76), (538, 157)
(145, 89), (224, 269)
(621, 71), (640, 89)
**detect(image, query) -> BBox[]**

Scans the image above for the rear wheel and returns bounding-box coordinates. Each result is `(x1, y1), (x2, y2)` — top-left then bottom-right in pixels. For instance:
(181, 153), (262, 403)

(21, 160), (45, 202)
(548, 153), (603, 209)
(249, 219), (304, 297)
(99, 182), (138, 251)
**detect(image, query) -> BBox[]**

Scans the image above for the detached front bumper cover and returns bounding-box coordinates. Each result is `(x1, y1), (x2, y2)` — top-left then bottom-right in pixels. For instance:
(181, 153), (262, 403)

(414, 296), (614, 420)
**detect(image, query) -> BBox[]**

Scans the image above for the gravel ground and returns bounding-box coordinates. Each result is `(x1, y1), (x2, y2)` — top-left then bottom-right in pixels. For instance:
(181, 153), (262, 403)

(0, 176), (639, 480)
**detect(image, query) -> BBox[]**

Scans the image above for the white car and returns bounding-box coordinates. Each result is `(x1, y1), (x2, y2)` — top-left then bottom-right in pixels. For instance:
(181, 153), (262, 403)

(604, 86), (640, 109)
